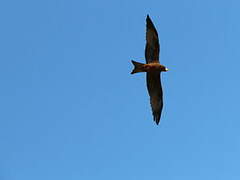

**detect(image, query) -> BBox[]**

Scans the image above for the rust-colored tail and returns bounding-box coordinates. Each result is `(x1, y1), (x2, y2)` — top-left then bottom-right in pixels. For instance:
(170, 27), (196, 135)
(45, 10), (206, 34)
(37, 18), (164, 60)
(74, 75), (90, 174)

(131, 60), (145, 74)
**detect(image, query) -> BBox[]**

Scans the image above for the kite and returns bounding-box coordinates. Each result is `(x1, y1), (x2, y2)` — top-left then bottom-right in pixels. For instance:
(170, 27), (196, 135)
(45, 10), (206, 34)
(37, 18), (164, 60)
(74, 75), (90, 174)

(131, 15), (168, 125)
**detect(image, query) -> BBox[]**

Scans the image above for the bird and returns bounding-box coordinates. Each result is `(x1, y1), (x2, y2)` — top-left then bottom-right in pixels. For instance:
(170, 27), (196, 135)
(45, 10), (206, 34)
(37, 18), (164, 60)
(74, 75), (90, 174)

(131, 15), (168, 125)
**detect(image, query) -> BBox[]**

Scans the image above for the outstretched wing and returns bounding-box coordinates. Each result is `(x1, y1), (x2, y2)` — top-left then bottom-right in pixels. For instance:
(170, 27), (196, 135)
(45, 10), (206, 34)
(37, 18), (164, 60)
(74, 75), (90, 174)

(145, 15), (160, 64)
(146, 72), (163, 125)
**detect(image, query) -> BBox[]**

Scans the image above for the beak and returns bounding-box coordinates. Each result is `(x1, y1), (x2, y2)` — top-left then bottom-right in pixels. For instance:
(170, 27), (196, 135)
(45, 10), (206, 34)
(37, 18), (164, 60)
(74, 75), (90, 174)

(165, 68), (169, 71)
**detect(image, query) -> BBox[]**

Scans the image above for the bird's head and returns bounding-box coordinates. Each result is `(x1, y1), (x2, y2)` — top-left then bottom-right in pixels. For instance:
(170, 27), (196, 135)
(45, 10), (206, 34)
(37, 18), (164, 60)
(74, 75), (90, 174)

(160, 65), (168, 72)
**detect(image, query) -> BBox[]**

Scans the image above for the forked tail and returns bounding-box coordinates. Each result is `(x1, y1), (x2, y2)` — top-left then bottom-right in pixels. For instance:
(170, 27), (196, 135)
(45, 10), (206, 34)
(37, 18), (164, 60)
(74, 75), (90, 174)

(131, 60), (145, 74)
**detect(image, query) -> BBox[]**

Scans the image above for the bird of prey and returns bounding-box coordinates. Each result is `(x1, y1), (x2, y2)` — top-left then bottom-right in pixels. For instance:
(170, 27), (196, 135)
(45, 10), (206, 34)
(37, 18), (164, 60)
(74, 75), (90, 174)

(131, 15), (168, 125)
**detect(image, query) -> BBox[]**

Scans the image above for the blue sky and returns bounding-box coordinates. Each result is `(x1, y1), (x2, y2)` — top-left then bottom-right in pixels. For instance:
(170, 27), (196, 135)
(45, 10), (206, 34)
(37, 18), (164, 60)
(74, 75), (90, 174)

(0, 0), (240, 179)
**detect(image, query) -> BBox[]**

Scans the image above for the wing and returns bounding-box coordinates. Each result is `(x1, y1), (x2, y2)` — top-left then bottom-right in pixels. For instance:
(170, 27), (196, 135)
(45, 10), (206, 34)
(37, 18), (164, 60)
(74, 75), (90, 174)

(145, 15), (160, 64)
(146, 72), (163, 125)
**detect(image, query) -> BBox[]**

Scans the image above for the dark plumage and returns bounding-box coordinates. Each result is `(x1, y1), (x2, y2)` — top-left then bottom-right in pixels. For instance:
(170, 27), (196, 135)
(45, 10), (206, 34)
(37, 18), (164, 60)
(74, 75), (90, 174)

(131, 15), (168, 125)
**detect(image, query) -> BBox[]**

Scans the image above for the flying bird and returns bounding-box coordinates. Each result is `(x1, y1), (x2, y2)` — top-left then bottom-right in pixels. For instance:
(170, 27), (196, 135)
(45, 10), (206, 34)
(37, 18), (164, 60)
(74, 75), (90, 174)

(131, 15), (168, 125)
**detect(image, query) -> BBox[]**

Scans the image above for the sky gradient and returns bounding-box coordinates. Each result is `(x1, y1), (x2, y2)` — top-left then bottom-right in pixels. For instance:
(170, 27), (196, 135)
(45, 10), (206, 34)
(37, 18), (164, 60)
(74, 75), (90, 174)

(1, 0), (240, 179)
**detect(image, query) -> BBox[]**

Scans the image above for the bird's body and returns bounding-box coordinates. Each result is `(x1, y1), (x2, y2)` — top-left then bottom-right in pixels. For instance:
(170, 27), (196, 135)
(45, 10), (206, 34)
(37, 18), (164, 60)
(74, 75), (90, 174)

(143, 63), (167, 72)
(131, 15), (168, 125)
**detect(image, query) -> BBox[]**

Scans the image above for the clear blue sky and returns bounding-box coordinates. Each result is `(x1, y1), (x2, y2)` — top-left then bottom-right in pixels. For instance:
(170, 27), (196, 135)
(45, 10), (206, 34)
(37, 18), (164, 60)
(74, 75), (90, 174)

(0, 0), (240, 179)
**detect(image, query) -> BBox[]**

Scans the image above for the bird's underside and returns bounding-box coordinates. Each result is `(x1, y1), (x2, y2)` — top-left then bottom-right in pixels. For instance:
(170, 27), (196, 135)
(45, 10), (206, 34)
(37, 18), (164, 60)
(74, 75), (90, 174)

(131, 15), (168, 125)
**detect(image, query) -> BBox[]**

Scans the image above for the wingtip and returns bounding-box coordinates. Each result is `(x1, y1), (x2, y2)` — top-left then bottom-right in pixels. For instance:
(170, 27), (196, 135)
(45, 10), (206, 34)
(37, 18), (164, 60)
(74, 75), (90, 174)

(155, 118), (160, 125)
(153, 113), (161, 125)
(146, 14), (150, 20)
(146, 15), (153, 27)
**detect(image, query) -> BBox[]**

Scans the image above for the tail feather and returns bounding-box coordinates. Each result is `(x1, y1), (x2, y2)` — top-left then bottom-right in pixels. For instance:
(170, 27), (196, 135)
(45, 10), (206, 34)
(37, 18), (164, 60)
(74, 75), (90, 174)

(131, 60), (145, 74)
